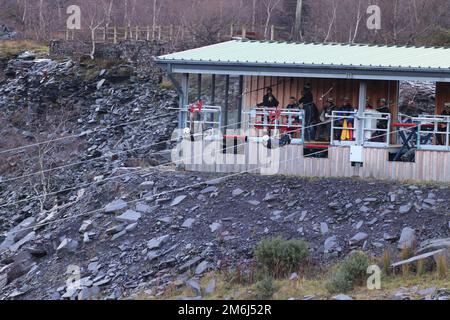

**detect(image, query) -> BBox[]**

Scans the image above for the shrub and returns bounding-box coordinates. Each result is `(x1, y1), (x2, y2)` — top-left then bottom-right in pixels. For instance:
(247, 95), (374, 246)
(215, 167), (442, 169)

(255, 276), (277, 300)
(326, 251), (370, 294)
(254, 237), (309, 277)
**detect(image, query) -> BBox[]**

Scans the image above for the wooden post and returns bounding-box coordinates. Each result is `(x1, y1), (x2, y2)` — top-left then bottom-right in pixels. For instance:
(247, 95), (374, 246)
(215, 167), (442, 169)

(113, 26), (118, 44)
(65, 29), (69, 41)
(146, 26), (150, 41)
(103, 27), (107, 43)
(230, 23), (234, 37)
(242, 26), (247, 39)
(158, 26), (162, 41)
(124, 26), (128, 40)
(136, 26), (139, 40)
(270, 25), (275, 40)
(169, 25), (174, 41)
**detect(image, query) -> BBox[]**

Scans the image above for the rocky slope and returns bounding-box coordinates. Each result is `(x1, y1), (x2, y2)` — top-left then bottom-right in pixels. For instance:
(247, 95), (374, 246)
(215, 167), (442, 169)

(0, 51), (448, 300)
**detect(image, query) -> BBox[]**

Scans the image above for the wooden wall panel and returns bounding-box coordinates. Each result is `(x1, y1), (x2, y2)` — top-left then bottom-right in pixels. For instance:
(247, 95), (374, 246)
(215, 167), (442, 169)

(243, 76), (399, 114)
(436, 82), (450, 115)
(184, 143), (450, 183)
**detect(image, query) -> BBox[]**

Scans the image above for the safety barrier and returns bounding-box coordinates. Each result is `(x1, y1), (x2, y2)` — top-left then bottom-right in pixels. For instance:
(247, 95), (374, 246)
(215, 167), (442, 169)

(182, 102), (222, 140)
(328, 111), (391, 148)
(329, 111), (358, 146)
(361, 112), (391, 148)
(246, 107), (305, 145)
(414, 115), (450, 151)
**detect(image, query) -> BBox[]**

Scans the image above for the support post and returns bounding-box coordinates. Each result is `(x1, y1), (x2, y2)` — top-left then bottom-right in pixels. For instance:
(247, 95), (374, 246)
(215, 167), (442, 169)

(113, 26), (117, 44)
(211, 75), (216, 123)
(223, 75), (230, 136)
(197, 74), (202, 101)
(242, 26), (247, 39)
(357, 81), (367, 146)
(270, 25), (275, 40)
(211, 75), (216, 105)
(178, 74), (189, 141)
(238, 76), (244, 129)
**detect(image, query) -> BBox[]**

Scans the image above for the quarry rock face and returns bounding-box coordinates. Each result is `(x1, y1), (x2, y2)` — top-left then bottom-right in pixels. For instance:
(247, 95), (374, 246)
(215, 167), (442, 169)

(0, 52), (448, 300)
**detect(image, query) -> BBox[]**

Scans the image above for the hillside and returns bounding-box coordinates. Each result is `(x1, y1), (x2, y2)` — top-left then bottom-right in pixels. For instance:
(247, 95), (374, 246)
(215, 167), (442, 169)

(0, 47), (449, 301)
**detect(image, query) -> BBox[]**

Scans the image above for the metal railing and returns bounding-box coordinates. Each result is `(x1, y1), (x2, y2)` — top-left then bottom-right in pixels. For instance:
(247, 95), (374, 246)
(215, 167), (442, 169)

(414, 115), (450, 151)
(246, 107), (305, 145)
(329, 111), (358, 146)
(361, 112), (391, 148)
(182, 105), (222, 140)
(328, 111), (391, 148)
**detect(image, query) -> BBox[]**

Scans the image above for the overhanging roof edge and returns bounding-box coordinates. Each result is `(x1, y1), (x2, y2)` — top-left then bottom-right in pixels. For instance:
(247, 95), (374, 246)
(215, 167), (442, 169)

(154, 58), (450, 82)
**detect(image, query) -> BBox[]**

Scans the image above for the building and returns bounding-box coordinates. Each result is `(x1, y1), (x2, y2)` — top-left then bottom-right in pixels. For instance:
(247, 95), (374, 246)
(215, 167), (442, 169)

(155, 40), (450, 182)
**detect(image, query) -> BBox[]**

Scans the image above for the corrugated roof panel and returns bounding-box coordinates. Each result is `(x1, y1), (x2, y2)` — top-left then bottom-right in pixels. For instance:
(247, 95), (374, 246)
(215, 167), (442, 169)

(157, 40), (450, 70)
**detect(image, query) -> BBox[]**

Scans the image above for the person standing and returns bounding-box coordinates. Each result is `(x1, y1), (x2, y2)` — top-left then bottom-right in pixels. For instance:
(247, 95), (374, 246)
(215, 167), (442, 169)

(437, 103), (450, 145)
(317, 97), (336, 141)
(299, 84), (319, 141)
(257, 87), (279, 108)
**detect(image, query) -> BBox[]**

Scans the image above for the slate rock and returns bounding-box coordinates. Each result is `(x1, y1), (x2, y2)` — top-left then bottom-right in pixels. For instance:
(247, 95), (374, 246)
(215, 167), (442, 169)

(186, 279), (201, 296)
(399, 204), (412, 215)
(182, 218), (196, 229)
(324, 236), (338, 253)
(195, 261), (211, 275)
(147, 235), (170, 250)
(171, 195), (187, 207)
(398, 227), (416, 250)
(349, 233), (368, 246)
(104, 200), (128, 213)
(232, 188), (245, 197)
(116, 210), (141, 223)
(57, 238), (79, 254)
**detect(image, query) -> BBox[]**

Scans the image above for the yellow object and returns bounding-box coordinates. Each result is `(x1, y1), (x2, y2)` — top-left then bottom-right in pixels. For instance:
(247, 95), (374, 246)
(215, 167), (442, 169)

(341, 119), (350, 141)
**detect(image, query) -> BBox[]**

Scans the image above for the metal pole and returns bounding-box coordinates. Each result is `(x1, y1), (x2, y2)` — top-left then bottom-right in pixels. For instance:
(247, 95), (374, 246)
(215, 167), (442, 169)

(224, 75), (230, 133)
(211, 75), (216, 105)
(357, 81), (367, 146)
(238, 76), (244, 129)
(179, 74), (189, 140)
(197, 74), (202, 101)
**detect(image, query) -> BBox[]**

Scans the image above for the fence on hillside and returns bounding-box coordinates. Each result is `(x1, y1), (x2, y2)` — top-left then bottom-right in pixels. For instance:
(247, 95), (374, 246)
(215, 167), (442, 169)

(53, 24), (286, 44)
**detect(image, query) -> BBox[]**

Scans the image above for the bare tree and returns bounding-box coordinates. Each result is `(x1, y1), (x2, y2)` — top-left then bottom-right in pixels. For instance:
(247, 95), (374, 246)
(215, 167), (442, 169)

(263, 0), (281, 39)
(293, 0), (303, 41)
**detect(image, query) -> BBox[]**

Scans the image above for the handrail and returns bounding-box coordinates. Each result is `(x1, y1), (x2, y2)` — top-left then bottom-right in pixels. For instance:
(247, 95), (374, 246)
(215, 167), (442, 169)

(246, 107), (305, 145)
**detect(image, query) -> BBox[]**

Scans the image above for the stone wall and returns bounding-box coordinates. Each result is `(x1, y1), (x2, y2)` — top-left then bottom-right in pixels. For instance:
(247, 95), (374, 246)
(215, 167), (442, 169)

(49, 40), (171, 62)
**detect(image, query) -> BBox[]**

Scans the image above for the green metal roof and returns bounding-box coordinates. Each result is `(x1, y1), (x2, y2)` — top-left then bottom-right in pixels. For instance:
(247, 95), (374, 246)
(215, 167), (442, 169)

(156, 40), (450, 82)
(157, 40), (450, 70)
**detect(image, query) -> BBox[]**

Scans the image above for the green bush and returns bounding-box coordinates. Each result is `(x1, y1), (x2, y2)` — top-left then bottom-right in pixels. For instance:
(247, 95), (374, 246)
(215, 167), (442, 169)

(254, 237), (309, 277)
(255, 276), (277, 300)
(326, 251), (370, 294)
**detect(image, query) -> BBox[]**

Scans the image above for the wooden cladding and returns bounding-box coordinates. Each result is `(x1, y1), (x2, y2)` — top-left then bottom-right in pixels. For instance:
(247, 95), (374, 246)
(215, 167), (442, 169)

(243, 76), (398, 113)
(184, 143), (450, 183)
(436, 82), (450, 114)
